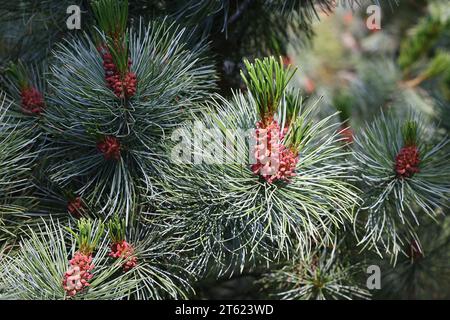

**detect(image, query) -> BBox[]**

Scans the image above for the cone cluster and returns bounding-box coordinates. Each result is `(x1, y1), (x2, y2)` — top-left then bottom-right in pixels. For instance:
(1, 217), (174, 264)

(67, 197), (84, 218)
(395, 145), (420, 178)
(109, 240), (137, 272)
(340, 126), (354, 144)
(97, 136), (121, 160)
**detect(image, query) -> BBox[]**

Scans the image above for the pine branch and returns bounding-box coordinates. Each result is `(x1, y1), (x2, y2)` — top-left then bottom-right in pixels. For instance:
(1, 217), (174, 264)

(0, 218), (138, 299)
(228, 0), (254, 25)
(150, 65), (360, 274)
(43, 20), (215, 220)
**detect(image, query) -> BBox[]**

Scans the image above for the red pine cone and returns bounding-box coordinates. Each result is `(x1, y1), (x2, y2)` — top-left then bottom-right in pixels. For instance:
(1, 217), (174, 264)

(99, 46), (137, 98)
(62, 252), (94, 297)
(67, 197), (84, 218)
(21, 87), (45, 115)
(97, 136), (121, 160)
(251, 119), (298, 183)
(395, 145), (420, 178)
(108, 74), (123, 97)
(109, 240), (137, 272)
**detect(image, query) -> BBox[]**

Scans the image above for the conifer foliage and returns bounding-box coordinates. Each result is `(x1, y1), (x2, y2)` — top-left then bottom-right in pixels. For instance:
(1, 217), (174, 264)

(43, 0), (215, 219)
(152, 57), (359, 275)
(353, 113), (450, 257)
